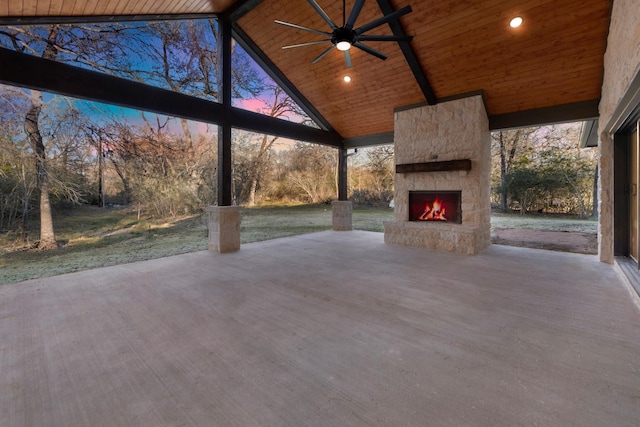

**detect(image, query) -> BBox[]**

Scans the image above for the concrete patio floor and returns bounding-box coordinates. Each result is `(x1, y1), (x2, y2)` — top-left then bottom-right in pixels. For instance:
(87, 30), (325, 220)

(1, 230), (639, 426)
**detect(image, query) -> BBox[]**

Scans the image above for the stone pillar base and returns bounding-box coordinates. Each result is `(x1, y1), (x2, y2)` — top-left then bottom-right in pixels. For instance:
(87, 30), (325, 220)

(332, 200), (353, 231)
(207, 206), (240, 253)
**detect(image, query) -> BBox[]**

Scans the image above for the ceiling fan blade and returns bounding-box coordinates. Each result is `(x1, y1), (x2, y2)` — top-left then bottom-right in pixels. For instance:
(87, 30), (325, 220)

(312, 45), (335, 64)
(358, 35), (414, 42)
(344, 49), (352, 68)
(353, 42), (388, 60)
(345, 0), (365, 30)
(283, 40), (331, 50)
(274, 20), (331, 37)
(355, 5), (412, 35)
(306, 0), (339, 30)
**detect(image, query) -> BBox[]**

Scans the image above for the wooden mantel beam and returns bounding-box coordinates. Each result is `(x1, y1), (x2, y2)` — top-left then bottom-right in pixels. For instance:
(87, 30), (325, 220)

(396, 159), (472, 174)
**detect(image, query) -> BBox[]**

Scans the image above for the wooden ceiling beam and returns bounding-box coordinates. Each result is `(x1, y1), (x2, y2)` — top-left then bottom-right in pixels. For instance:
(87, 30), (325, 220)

(375, 0), (436, 105)
(488, 99), (600, 131)
(225, 0), (263, 21)
(0, 47), (341, 147)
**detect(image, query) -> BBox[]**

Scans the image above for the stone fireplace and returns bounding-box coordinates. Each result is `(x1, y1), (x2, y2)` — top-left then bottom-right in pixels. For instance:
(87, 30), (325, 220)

(384, 95), (491, 254)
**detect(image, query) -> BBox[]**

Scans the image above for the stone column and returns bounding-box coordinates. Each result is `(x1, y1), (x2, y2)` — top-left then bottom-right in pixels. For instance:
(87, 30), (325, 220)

(384, 95), (491, 254)
(598, 132), (614, 263)
(207, 205), (240, 253)
(332, 200), (353, 231)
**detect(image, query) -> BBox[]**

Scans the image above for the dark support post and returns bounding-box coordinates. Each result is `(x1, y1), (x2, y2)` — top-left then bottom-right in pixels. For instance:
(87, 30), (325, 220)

(207, 15), (240, 252)
(332, 146), (352, 231)
(338, 146), (348, 201)
(217, 16), (233, 206)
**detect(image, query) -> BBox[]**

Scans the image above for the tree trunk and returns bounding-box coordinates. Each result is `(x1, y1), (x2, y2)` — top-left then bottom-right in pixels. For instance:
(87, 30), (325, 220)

(25, 89), (57, 250)
(98, 134), (104, 207)
(247, 134), (277, 207)
(247, 150), (265, 207)
(109, 158), (131, 203)
(179, 117), (193, 149)
(19, 163), (29, 242)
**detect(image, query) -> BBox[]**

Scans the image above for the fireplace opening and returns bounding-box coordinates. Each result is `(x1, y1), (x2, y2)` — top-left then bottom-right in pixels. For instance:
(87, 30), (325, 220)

(409, 191), (462, 223)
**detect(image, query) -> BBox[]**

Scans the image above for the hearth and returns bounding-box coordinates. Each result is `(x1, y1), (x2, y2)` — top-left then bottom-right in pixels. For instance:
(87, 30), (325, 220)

(409, 191), (461, 224)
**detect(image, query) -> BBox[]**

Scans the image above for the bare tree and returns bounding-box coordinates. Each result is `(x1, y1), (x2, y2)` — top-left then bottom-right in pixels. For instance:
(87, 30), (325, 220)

(246, 85), (304, 206)
(1, 22), (133, 248)
(287, 143), (337, 203)
(491, 128), (535, 212)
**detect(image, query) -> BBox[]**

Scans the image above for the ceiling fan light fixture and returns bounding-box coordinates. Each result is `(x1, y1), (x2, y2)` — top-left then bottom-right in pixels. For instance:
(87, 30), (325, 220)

(276, 0), (414, 67)
(343, 75), (352, 83)
(336, 40), (351, 51)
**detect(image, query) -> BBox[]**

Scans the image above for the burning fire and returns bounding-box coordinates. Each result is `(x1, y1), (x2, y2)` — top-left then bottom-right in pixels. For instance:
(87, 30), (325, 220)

(418, 198), (447, 221)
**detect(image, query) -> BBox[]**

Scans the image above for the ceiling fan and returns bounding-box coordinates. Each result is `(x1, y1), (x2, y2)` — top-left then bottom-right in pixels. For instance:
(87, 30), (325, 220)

(275, 0), (413, 68)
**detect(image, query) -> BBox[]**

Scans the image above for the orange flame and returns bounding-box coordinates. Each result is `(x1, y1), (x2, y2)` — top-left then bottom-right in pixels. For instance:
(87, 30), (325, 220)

(418, 198), (447, 221)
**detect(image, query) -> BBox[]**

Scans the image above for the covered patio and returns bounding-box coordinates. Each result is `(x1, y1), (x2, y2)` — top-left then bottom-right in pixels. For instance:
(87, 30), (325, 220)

(1, 1), (640, 425)
(1, 231), (639, 426)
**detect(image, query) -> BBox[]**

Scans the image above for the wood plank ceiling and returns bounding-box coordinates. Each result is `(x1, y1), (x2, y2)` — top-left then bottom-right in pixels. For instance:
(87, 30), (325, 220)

(0, 0), (612, 140)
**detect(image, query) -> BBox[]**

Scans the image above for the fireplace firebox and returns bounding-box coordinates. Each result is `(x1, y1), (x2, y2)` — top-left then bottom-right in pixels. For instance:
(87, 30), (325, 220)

(409, 191), (462, 223)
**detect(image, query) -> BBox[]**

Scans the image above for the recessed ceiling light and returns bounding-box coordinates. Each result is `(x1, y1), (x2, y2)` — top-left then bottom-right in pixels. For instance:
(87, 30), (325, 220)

(343, 75), (352, 83)
(509, 16), (523, 28)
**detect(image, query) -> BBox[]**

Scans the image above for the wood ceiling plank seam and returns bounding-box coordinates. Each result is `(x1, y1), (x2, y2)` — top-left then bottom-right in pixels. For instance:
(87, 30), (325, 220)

(70, 0), (86, 16)
(128, 0), (154, 16)
(140, 0), (172, 15)
(162, 0), (192, 14)
(56, 0), (69, 15)
(36, 0), (51, 15)
(195, 0), (219, 14)
(89, 0), (107, 15)
(128, 0), (152, 14)
(21, 0), (37, 15)
(79, 0), (100, 16)
(104, 0), (128, 16)
(159, 0), (183, 14)
(120, 0), (147, 14)
(120, 0), (142, 15)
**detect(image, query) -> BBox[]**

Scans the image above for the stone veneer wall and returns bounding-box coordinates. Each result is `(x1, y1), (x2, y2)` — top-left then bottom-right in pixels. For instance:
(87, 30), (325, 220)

(384, 95), (491, 254)
(598, 0), (640, 263)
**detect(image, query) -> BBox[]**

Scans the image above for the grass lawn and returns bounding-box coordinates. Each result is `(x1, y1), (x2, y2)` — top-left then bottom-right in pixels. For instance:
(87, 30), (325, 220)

(0, 204), (595, 285)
